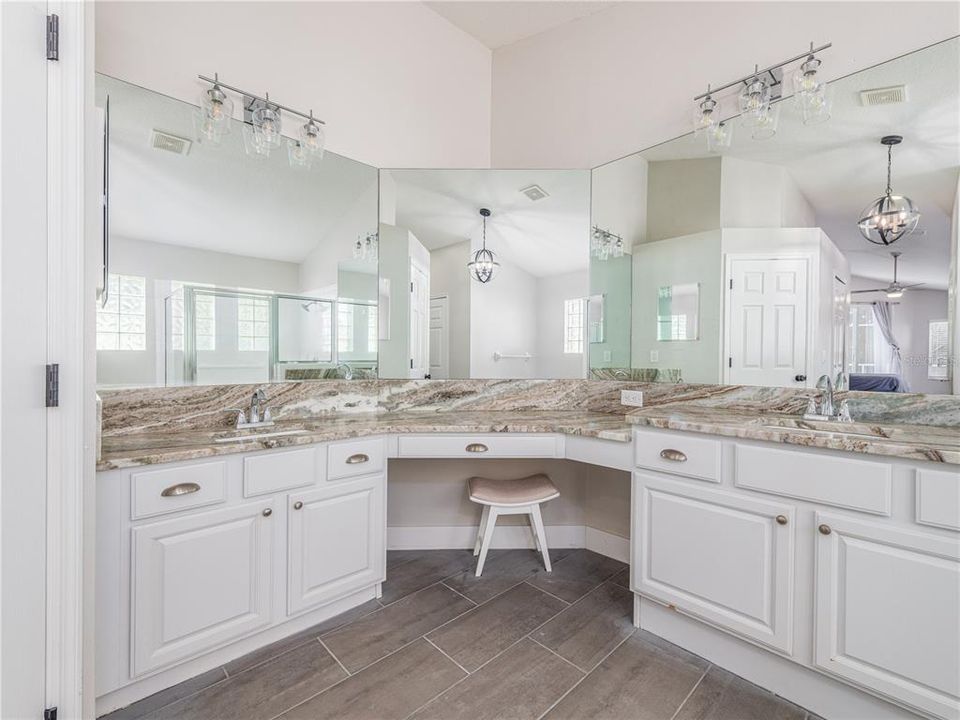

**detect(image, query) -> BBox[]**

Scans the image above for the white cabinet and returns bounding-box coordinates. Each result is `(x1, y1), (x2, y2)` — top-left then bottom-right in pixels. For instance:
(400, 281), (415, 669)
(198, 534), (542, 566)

(131, 500), (275, 676)
(287, 474), (385, 615)
(814, 512), (960, 720)
(633, 472), (795, 654)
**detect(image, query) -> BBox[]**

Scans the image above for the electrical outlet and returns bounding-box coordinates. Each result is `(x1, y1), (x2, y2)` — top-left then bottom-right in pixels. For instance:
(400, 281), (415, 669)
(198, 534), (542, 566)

(621, 390), (644, 407)
(649, 350), (659, 363)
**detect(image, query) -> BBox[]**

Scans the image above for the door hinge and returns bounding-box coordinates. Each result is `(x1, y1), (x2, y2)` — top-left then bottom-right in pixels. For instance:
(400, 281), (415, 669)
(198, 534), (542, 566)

(46, 14), (59, 61)
(44, 707), (58, 720)
(729, 279), (733, 290)
(46, 364), (59, 408)
(409, 358), (413, 369)
(410, 282), (414, 292)
(728, 357), (733, 368)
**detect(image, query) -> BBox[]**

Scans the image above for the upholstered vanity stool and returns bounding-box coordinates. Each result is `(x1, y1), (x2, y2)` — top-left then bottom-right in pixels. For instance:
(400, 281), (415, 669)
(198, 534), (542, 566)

(468, 473), (559, 577)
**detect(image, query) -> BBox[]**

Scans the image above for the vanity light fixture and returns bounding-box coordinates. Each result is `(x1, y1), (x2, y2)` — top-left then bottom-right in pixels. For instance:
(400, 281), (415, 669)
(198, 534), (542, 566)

(793, 43), (832, 124)
(193, 73), (234, 145)
(468, 208), (499, 284)
(739, 66), (771, 123)
(591, 226), (625, 261)
(858, 135), (920, 246)
(693, 87), (719, 136)
(196, 74), (326, 166)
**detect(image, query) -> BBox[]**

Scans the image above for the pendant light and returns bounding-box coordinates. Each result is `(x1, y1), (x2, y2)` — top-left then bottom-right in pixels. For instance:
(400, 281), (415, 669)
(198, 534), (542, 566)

(858, 135), (920, 246)
(193, 73), (234, 145)
(468, 208), (499, 283)
(793, 44), (832, 125)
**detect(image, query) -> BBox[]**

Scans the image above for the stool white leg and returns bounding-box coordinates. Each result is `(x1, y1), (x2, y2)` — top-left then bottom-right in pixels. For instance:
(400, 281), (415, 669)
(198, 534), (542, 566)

(526, 511), (541, 552)
(531, 503), (551, 572)
(474, 505), (490, 556)
(476, 507), (499, 577)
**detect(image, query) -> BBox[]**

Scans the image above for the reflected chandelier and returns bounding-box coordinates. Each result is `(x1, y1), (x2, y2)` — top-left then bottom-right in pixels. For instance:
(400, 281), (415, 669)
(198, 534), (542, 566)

(467, 208), (499, 283)
(857, 135), (920, 246)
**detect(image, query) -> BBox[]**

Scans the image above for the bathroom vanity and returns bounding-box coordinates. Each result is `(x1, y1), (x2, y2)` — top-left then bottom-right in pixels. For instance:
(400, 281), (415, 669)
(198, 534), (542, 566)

(95, 410), (960, 720)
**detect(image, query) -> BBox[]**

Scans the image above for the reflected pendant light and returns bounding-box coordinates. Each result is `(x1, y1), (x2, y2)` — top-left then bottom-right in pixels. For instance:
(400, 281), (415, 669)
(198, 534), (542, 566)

(193, 73), (234, 145)
(468, 208), (499, 283)
(858, 135), (920, 246)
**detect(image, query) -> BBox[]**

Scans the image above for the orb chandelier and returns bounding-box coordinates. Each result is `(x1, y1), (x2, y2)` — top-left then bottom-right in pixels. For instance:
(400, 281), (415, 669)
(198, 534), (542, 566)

(857, 135), (920, 246)
(467, 208), (499, 284)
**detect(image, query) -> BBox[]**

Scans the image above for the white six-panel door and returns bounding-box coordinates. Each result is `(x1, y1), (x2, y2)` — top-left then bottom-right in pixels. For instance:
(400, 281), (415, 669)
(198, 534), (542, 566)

(814, 512), (960, 720)
(429, 295), (449, 379)
(634, 473), (796, 654)
(726, 256), (809, 387)
(409, 261), (429, 379)
(131, 501), (275, 675)
(287, 475), (385, 615)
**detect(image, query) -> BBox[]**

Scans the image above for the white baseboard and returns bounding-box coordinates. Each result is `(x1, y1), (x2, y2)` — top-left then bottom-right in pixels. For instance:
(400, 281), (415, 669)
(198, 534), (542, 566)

(584, 527), (630, 563)
(387, 524), (585, 551)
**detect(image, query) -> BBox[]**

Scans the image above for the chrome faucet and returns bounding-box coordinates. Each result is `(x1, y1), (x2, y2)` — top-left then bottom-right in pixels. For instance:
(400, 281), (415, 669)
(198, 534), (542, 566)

(249, 388), (270, 424)
(335, 362), (353, 380)
(804, 373), (852, 422)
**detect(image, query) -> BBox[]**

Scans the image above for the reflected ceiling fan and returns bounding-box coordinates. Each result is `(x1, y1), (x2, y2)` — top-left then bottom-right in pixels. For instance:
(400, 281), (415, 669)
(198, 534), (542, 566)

(850, 251), (923, 299)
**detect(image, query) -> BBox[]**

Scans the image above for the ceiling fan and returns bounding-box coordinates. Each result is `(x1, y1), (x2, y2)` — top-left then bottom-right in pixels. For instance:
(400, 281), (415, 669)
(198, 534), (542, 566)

(850, 251), (923, 299)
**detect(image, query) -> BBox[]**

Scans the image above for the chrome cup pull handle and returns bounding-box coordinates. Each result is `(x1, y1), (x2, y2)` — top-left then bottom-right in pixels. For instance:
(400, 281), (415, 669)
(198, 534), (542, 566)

(346, 453), (369, 465)
(160, 482), (201, 497)
(659, 449), (687, 463)
(465, 443), (489, 453)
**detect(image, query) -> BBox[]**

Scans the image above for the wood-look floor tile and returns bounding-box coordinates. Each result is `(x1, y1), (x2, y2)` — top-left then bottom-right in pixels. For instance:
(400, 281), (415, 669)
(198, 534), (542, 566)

(279, 640), (465, 720)
(379, 549), (476, 604)
(674, 666), (807, 720)
(224, 598), (382, 676)
(321, 583), (474, 672)
(527, 549), (627, 603)
(533, 581), (635, 671)
(141, 640), (346, 720)
(442, 548), (573, 604)
(427, 582), (567, 671)
(411, 639), (583, 720)
(99, 667), (228, 720)
(544, 631), (708, 720)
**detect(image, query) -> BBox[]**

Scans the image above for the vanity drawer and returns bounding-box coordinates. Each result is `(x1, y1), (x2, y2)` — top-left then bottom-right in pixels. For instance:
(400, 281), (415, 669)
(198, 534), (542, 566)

(734, 444), (891, 515)
(244, 447), (319, 497)
(633, 428), (721, 482)
(328, 438), (385, 481)
(396, 434), (563, 459)
(916, 468), (960, 530)
(131, 461), (227, 520)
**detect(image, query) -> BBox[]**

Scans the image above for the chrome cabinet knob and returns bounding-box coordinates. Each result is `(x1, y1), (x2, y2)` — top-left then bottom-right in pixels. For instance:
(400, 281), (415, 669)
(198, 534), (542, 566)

(293, 501), (303, 510)
(818, 524), (832, 535)
(776, 515), (788, 525)
(262, 508), (272, 517)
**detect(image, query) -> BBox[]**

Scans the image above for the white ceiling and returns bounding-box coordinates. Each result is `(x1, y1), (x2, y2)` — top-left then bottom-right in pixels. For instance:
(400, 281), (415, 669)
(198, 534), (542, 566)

(635, 38), (960, 289)
(425, 1), (615, 49)
(389, 168), (591, 277)
(99, 74), (377, 265)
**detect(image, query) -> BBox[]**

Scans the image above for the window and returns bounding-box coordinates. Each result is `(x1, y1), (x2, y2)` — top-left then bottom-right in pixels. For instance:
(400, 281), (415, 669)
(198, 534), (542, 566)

(928, 320), (949, 381)
(97, 273), (146, 351)
(847, 304), (878, 374)
(237, 295), (269, 352)
(564, 298), (585, 354)
(367, 306), (378, 352)
(167, 282), (185, 351)
(194, 292), (217, 351)
(337, 303), (355, 354)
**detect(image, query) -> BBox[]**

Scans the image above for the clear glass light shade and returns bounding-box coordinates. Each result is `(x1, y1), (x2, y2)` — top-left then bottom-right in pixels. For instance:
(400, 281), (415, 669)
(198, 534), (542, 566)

(793, 58), (832, 125)
(299, 119), (325, 159)
(287, 139), (312, 168)
(252, 104), (282, 149)
(857, 194), (920, 246)
(194, 85), (233, 143)
(693, 96), (719, 135)
(706, 121), (733, 152)
(242, 123), (272, 158)
(468, 248), (499, 283)
(748, 102), (779, 140)
(738, 76), (770, 124)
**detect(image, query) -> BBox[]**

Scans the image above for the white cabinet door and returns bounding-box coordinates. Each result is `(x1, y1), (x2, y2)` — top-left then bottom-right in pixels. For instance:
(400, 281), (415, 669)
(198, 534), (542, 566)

(287, 474), (385, 615)
(132, 501), (274, 676)
(634, 473), (796, 654)
(814, 513), (960, 720)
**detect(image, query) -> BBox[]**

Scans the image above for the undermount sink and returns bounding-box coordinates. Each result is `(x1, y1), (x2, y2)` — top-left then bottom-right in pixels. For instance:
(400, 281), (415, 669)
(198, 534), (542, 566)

(757, 423), (881, 439)
(213, 429), (309, 444)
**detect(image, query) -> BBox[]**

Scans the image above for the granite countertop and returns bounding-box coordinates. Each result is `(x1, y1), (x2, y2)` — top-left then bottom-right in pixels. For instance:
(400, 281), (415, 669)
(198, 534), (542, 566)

(626, 405), (960, 465)
(97, 410), (636, 470)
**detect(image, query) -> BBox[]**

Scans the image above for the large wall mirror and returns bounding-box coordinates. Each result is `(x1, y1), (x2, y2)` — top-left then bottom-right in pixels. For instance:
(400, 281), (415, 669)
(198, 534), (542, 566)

(378, 168), (591, 379)
(95, 75), (379, 388)
(591, 37), (959, 394)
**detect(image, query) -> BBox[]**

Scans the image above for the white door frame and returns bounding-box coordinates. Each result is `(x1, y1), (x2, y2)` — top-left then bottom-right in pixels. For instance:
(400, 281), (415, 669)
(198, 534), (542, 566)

(722, 253), (814, 387)
(429, 294), (449, 380)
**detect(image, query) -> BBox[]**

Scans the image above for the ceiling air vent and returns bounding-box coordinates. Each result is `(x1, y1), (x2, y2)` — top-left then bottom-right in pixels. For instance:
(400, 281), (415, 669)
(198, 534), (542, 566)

(151, 129), (192, 155)
(519, 184), (549, 202)
(859, 85), (908, 106)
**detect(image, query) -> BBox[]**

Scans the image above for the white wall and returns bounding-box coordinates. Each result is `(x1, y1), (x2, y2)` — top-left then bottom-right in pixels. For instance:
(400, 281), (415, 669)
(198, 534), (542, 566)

(470, 260), (538, 378)
(95, 1), (491, 168)
(720, 158), (815, 229)
(491, 2), (959, 167)
(536, 270), (589, 379)
(429, 242), (472, 379)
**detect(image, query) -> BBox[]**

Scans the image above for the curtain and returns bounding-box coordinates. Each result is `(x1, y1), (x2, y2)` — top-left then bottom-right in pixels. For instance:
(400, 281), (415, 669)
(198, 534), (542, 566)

(872, 301), (909, 391)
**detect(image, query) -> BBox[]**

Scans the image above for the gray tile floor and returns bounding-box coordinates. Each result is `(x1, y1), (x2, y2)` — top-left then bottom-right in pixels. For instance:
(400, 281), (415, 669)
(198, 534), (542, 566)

(103, 549), (816, 720)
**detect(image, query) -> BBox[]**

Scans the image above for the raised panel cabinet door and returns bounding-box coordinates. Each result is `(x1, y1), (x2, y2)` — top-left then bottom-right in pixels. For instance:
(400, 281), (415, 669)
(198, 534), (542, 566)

(287, 474), (385, 615)
(633, 473), (796, 654)
(131, 500), (275, 676)
(814, 513), (960, 720)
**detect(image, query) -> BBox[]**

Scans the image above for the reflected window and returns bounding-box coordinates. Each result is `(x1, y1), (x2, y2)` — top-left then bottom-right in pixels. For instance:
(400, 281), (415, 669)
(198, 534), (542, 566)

(564, 298), (585, 354)
(847, 304), (877, 373)
(367, 307), (378, 352)
(97, 273), (146, 351)
(194, 292), (217, 351)
(238, 296), (270, 352)
(338, 304), (355, 353)
(929, 320), (949, 380)
(168, 282), (185, 351)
